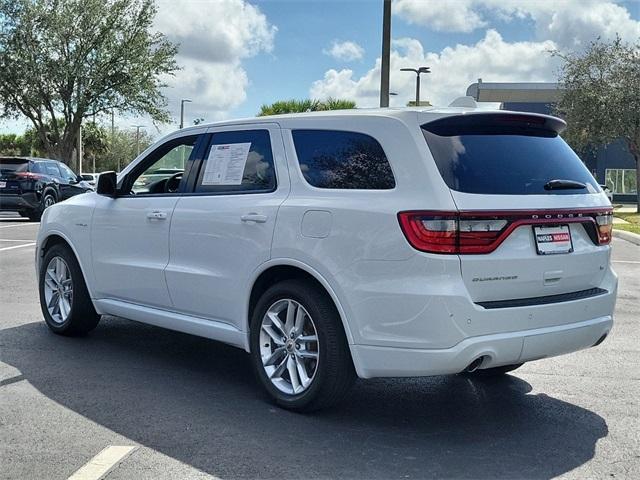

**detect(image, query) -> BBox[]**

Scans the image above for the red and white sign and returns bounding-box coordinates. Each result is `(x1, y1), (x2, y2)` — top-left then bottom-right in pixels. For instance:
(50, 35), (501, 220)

(533, 225), (573, 255)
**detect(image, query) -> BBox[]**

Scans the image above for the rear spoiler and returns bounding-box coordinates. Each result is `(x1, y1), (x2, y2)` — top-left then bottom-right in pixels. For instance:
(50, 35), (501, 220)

(422, 112), (567, 136)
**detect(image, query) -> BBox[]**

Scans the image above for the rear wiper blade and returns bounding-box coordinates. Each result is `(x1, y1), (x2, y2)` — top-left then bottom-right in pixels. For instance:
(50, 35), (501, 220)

(544, 179), (587, 190)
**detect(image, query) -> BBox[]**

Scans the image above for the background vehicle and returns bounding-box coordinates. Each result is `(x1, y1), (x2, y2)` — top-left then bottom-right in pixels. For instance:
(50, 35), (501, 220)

(0, 156), (92, 221)
(600, 184), (614, 203)
(81, 173), (100, 188)
(35, 106), (616, 412)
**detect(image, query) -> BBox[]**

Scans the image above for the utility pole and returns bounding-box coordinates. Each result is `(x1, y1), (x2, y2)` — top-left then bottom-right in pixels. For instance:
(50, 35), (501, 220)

(180, 99), (192, 129)
(400, 66), (431, 105)
(379, 0), (391, 107)
(77, 124), (83, 174)
(132, 125), (146, 156)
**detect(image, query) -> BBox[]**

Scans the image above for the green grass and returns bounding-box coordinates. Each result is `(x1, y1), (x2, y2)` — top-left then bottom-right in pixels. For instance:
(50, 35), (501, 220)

(613, 211), (640, 234)
(614, 223), (640, 234)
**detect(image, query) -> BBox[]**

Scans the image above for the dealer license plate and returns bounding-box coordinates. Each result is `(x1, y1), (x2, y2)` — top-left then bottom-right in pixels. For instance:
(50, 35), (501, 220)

(533, 225), (573, 255)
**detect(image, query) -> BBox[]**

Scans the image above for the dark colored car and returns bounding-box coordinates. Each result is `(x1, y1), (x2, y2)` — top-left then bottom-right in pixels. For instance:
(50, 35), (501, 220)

(0, 156), (93, 221)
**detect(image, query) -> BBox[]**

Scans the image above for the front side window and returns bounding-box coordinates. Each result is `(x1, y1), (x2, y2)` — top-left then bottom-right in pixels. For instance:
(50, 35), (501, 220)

(128, 136), (198, 195)
(58, 163), (77, 182)
(194, 129), (276, 194)
(291, 130), (395, 190)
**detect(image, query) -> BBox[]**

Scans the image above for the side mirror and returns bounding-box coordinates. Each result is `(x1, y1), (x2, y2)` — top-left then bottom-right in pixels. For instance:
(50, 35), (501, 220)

(97, 171), (118, 197)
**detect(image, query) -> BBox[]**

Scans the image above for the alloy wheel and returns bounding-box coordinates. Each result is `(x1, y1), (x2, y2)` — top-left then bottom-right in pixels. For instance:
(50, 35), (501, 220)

(43, 256), (73, 324)
(44, 195), (55, 208)
(259, 299), (319, 395)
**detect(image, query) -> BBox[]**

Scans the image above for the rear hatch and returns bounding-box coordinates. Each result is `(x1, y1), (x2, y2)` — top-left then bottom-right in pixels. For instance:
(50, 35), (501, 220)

(0, 158), (30, 195)
(418, 112), (612, 305)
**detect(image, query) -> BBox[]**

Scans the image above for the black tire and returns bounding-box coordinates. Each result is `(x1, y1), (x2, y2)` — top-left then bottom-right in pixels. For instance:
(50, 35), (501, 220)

(463, 363), (524, 377)
(250, 279), (356, 412)
(30, 191), (57, 221)
(39, 243), (101, 336)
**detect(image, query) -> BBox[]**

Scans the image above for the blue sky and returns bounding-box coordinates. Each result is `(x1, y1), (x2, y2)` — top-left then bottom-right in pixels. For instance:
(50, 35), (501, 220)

(2, 0), (639, 136)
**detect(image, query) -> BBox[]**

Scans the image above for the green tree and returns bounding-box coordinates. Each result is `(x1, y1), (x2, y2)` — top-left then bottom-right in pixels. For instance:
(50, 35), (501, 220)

(97, 127), (153, 172)
(554, 37), (640, 211)
(258, 98), (356, 116)
(0, 0), (177, 167)
(0, 133), (28, 155)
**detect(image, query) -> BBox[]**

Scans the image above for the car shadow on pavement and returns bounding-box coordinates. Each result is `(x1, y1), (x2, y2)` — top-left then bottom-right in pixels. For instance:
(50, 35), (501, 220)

(1, 317), (608, 479)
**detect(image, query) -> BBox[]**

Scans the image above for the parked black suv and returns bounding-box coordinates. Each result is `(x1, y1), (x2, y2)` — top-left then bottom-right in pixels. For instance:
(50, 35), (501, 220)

(0, 156), (93, 221)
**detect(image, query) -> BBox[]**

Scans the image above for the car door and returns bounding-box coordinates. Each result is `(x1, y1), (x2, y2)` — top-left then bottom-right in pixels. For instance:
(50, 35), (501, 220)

(91, 131), (206, 308)
(57, 162), (85, 200)
(166, 124), (289, 329)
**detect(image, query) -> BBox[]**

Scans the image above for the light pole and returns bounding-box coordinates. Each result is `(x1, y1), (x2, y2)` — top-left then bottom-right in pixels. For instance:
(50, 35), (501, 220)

(379, 0), (391, 107)
(400, 66), (431, 105)
(132, 125), (146, 156)
(179, 99), (192, 129)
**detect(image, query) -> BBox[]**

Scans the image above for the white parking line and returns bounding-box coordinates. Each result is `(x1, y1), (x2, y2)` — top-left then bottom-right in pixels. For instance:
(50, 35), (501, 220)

(0, 239), (36, 242)
(0, 223), (39, 229)
(612, 260), (640, 264)
(67, 446), (138, 480)
(0, 242), (36, 252)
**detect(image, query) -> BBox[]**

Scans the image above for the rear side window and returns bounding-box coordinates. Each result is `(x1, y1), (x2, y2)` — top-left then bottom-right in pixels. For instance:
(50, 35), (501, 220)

(30, 162), (45, 174)
(422, 115), (599, 195)
(44, 161), (61, 177)
(195, 129), (276, 194)
(292, 130), (395, 189)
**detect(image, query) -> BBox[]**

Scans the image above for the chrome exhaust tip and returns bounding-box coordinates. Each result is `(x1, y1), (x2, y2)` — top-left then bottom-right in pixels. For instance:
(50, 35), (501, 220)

(464, 356), (485, 373)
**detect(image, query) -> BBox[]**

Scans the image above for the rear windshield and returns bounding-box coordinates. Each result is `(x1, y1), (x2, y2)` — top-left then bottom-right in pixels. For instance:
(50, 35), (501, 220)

(0, 159), (29, 174)
(422, 115), (599, 195)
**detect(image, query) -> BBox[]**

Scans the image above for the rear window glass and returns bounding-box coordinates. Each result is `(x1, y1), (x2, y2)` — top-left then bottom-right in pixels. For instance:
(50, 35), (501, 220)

(0, 159), (28, 173)
(422, 115), (599, 195)
(292, 130), (395, 189)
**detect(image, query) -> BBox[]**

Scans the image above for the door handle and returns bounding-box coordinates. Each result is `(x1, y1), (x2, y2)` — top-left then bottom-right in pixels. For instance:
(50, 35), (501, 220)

(241, 213), (268, 223)
(147, 210), (168, 220)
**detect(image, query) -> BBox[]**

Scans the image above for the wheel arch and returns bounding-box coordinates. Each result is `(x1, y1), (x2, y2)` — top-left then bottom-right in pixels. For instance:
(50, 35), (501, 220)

(245, 260), (356, 353)
(39, 231), (95, 300)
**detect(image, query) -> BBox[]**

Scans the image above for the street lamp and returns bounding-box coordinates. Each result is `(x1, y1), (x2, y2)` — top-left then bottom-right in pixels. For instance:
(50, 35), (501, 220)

(131, 124), (146, 156)
(179, 99), (192, 129)
(400, 66), (431, 105)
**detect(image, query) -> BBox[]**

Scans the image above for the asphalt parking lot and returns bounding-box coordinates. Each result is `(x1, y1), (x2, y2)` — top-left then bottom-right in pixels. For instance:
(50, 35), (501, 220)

(1, 213), (638, 480)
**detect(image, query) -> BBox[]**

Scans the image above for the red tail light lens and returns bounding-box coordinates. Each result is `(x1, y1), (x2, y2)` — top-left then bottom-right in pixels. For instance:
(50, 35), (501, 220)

(595, 213), (613, 245)
(397, 212), (458, 253)
(15, 172), (41, 180)
(398, 209), (613, 254)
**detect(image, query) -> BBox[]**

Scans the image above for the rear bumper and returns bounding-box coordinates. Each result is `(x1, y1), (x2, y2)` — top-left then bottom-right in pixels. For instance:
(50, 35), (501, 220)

(0, 192), (39, 211)
(352, 315), (612, 378)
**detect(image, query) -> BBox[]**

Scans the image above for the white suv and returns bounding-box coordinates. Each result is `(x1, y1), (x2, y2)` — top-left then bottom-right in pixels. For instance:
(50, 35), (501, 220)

(36, 107), (617, 411)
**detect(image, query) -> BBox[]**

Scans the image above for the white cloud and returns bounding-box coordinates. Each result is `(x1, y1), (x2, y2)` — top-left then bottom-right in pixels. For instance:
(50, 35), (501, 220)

(310, 30), (558, 108)
(394, 0), (486, 33)
(153, 0), (276, 126)
(323, 40), (365, 61)
(394, 0), (640, 49)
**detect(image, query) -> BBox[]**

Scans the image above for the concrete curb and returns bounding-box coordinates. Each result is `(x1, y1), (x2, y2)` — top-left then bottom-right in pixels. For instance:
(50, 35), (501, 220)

(613, 229), (640, 246)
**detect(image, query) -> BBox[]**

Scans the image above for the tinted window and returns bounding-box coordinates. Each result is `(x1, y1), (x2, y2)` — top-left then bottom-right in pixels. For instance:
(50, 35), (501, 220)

(195, 130), (276, 194)
(44, 161), (61, 177)
(0, 159), (28, 173)
(58, 163), (77, 182)
(30, 162), (45, 174)
(422, 115), (599, 195)
(292, 130), (395, 189)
